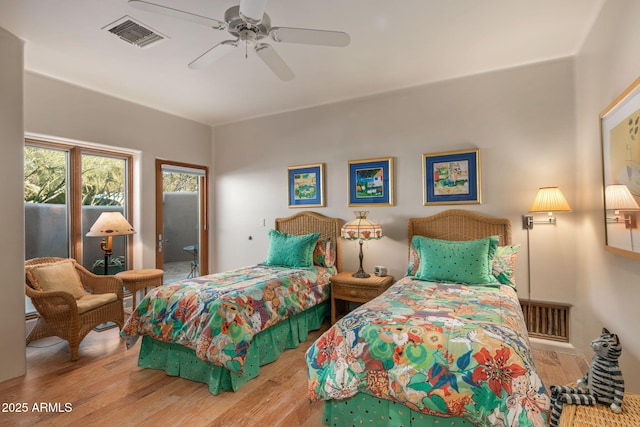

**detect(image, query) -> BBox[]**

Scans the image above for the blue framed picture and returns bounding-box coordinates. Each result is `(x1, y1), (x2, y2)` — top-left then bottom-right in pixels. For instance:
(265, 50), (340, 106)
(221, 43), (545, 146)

(423, 149), (481, 205)
(348, 157), (394, 206)
(288, 163), (325, 208)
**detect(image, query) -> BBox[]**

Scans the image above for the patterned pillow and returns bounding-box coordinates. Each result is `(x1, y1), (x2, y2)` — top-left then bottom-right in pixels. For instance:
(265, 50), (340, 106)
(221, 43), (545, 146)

(407, 236), (421, 276)
(313, 237), (336, 267)
(414, 235), (500, 285)
(264, 230), (321, 268)
(492, 244), (520, 288)
(25, 259), (86, 299)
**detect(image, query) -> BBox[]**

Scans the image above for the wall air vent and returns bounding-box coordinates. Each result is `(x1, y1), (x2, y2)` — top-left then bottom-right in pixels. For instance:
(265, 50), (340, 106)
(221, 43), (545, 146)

(520, 300), (571, 342)
(103, 16), (167, 48)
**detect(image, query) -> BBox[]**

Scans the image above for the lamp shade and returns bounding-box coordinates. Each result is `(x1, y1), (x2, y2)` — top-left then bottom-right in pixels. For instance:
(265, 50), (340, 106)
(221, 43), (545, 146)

(529, 187), (572, 213)
(86, 212), (135, 237)
(605, 184), (640, 211)
(341, 211), (382, 240)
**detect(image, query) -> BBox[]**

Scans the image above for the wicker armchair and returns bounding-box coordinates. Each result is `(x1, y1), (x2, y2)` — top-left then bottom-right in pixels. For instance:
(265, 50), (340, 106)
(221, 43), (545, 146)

(25, 257), (125, 361)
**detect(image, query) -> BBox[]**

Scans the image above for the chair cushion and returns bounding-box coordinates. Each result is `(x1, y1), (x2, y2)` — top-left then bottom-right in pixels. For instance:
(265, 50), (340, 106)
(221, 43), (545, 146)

(25, 259), (86, 299)
(76, 293), (118, 314)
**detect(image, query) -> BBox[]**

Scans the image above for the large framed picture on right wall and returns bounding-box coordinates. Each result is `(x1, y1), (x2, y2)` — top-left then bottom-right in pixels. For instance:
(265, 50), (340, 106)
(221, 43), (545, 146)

(601, 75), (640, 260)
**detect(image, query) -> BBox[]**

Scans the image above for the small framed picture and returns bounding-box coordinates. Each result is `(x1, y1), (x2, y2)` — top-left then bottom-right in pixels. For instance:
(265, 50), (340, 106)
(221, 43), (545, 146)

(288, 163), (325, 208)
(423, 149), (481, 205)
(348, 157), (394, 206)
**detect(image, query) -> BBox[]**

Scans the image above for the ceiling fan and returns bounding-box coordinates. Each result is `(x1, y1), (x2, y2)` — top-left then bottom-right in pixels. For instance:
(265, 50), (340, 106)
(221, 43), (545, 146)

(128, 0), (351, 81)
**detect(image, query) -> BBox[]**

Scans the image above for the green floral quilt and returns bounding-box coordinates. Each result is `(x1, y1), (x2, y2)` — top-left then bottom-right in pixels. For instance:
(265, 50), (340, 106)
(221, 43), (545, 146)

(121, 264), (333, 374)
(306, 277), (551, 426)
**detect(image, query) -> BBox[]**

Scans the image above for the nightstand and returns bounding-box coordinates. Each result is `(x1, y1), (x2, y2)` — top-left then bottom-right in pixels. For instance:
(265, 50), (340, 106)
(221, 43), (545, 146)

(330, 271), (394, 324)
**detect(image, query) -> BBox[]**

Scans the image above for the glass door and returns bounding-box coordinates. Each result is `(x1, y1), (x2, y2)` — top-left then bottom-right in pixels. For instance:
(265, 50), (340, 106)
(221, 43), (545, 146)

(155, 160), (208, 283)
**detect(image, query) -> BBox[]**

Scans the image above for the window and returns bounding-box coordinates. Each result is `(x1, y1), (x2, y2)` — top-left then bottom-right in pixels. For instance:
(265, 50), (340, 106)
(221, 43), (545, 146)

(24, 139), (133, 314)
(24, 144), (70, 259)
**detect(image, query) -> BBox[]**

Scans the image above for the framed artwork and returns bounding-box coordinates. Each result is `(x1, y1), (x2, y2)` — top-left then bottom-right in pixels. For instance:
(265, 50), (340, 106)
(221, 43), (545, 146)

(288, 163), (325, 208)
(348, 157), (394, 206)
(600, 76), (640, 260)
(423, 148), (481, 205)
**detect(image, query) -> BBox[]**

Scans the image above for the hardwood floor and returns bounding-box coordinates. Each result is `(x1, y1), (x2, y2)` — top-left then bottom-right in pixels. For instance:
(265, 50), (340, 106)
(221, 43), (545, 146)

(0, 324), (588, 427)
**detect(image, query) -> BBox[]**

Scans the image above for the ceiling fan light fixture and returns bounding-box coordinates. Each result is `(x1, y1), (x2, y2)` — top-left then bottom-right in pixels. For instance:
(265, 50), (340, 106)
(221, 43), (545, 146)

(239, 29), (258, 44)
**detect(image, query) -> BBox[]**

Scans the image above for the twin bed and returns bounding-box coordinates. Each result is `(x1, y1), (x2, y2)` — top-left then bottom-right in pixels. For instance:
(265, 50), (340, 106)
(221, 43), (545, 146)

(121, 209), (551, 426)
(121, 211), (342, 394)
(307, 210), (551, 426)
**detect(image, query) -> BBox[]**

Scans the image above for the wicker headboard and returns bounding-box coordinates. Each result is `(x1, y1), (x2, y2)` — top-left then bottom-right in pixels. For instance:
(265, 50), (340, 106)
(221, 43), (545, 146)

(275, 211), (343, 272)
(408, 209), (512, 246)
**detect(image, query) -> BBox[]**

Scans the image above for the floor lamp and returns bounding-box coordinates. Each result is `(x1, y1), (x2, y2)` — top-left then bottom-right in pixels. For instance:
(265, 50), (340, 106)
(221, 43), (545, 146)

(86, 212), (135, 275)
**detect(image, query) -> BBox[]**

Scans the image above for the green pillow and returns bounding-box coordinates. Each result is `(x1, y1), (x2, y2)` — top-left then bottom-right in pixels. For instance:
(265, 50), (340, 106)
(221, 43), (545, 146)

(264, 230), (320, 268)
(414, 235), (500, 285)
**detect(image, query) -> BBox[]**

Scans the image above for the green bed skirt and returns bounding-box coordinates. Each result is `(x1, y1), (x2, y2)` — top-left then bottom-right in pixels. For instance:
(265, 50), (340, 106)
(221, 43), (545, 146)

(323, 394), (474, 427)
(138, 301), (329, 395)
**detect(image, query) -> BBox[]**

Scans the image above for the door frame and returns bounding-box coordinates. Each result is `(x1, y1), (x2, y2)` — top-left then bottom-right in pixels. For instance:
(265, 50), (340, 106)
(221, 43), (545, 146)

(155, 159), (209, 276)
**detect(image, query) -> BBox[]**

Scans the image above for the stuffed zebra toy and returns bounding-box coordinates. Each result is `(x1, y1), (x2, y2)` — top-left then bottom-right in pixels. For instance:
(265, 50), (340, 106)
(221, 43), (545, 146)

(549, 327), (624, 427)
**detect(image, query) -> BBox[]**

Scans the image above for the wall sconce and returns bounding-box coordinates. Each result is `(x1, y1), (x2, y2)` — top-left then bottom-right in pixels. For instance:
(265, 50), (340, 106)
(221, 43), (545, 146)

(605, 184), (640, 229)
(522, 186), (571, 304)
(522, 186), (572, 229)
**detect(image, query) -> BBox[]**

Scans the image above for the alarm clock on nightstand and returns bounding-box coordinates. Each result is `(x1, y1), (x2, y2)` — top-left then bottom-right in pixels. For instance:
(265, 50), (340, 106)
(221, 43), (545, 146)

(373, 266), (388, 277)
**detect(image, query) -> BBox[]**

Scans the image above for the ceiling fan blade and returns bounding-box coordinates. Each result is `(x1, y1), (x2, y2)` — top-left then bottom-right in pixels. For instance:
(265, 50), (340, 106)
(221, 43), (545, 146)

(254, 43), (294, 81)
(270, 27), (350, 47)
(188, 40), (238, 70)
(239, 0), (268, 24)
(128, 0), (226, 30)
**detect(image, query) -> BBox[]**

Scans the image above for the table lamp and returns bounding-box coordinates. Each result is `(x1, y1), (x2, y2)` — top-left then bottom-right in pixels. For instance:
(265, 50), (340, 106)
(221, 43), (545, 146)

(341, 211), (382, 278)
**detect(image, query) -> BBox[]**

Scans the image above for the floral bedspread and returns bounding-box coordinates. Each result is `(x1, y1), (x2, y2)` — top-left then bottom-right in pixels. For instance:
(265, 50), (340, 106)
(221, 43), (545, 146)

(121, 264), (334, 374)
(306, 277), (551, 427)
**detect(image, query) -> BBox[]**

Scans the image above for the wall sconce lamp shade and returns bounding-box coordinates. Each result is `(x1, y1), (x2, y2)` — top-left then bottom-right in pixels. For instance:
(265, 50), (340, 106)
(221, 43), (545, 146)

(605, 184), (640, 229)
(523, 187), (571, 229)
(86, 212), (135, 274)
(341, 211), (382, 278)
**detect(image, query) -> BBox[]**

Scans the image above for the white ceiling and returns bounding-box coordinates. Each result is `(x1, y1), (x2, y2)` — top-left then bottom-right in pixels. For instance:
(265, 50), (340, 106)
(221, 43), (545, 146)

(0, 0), (604, 126)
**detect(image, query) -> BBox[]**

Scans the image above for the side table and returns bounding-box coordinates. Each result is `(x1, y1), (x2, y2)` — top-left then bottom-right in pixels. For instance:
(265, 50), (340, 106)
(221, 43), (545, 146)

(330, 271), (394, 324)
(116, 268), (164, 313)
(558, 391), (640, 426)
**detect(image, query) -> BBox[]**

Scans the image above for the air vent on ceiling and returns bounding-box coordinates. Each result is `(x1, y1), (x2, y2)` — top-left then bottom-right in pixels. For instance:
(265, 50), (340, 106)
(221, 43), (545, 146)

(103, 16), (167, 48)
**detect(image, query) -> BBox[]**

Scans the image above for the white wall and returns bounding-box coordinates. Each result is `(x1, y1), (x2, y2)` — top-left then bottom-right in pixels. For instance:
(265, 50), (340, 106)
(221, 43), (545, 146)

(575, 0), (640, 393)
(0, 27), (26, 382)
(214, 58), (578, 316)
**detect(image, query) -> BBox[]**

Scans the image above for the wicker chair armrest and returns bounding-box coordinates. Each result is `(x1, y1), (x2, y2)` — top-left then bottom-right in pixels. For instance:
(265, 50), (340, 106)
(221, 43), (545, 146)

(25, 285), (79, 315)
(75, 267), (124, 299)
